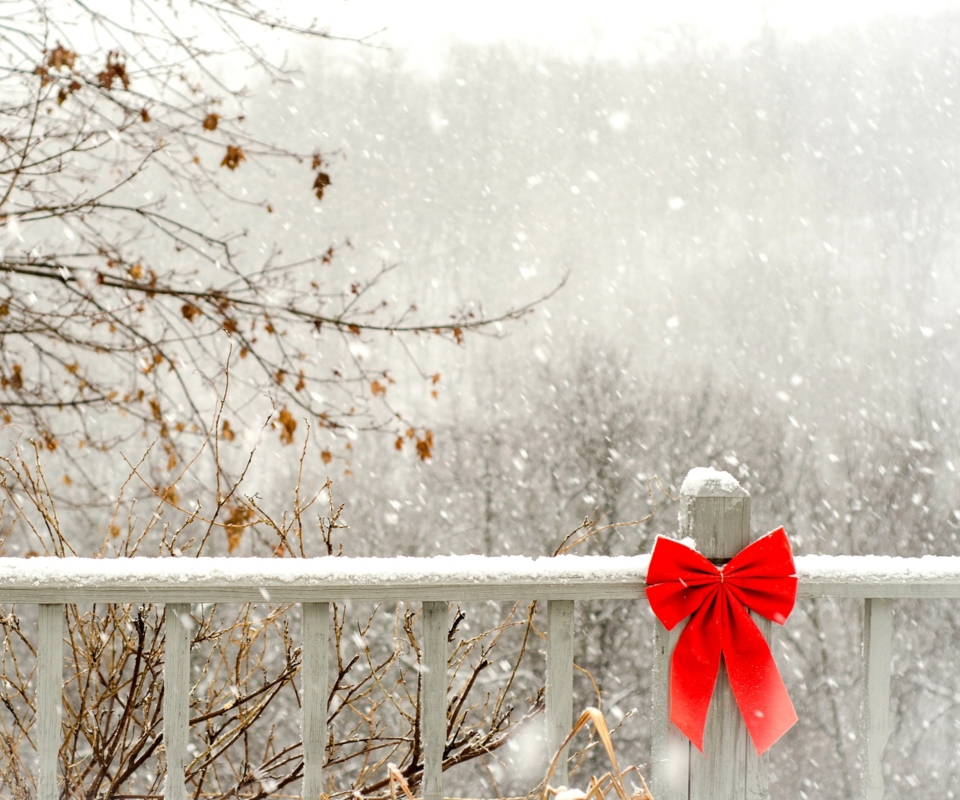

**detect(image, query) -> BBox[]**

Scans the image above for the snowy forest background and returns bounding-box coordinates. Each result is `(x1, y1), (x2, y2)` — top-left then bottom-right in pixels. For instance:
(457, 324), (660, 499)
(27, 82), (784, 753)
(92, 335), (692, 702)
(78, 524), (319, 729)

(5, 4), (960, 799)
(249, 20), (960, 796)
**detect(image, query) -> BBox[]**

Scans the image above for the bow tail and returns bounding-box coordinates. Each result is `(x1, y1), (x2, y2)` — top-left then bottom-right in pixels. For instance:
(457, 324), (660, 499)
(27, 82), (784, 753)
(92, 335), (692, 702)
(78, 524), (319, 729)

(722, 594), (798, 754)
(670, 595), (722, 753)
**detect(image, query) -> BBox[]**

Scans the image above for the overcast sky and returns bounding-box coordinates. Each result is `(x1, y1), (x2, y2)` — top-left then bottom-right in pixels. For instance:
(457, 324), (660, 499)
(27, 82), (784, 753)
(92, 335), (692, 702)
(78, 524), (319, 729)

(313, 0), (960, 60)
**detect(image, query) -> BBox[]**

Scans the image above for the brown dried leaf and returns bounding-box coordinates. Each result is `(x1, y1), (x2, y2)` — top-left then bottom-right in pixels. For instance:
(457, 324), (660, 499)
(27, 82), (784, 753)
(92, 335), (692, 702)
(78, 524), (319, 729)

(224, 504), (253, 552)
(202, 113), (220, 131)
(277, 407), (297, 445)
(313, 171), (331, 200)
(416, 429), (434, 461)
(221, 145), (245, 170)
(158, 485), (178, 506)
(321, 450), (333, 464)
(221, 420), (236, 441)
(370, 380), (387, 397)
(57, 79), (82, 104)
(142, 353), (163, 375)
(47, 43), (77, 71)
(181, 303), (200, 322)
(98, 51), (130, 91)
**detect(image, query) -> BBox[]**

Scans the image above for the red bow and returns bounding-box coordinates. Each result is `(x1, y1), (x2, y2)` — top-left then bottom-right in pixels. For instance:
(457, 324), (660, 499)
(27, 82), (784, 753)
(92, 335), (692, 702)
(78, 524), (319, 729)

(646, 527), (798, 755)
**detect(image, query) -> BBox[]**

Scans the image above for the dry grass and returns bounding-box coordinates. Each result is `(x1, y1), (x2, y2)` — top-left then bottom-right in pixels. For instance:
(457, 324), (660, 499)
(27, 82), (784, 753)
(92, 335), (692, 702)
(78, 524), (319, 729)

(383, 706), (655, 800)
(541, 708), (653, 800)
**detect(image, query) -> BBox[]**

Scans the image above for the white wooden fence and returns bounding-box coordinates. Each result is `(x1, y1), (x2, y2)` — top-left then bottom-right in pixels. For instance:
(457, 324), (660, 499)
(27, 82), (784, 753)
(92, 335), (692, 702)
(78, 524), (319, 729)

(6, 467), (960, 800)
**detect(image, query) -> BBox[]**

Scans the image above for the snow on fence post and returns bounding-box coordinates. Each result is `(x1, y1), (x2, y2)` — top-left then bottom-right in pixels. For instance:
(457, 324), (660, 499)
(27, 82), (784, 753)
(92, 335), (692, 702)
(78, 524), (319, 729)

(164, 603), (192, 800)
(652, 468), (768, 800)
(302, 602), (331, 800)
(421, 601), (447, 800)
(859, 598), (893, 800)
(546, 599), (575, 789)
(38, 604), (63, 800)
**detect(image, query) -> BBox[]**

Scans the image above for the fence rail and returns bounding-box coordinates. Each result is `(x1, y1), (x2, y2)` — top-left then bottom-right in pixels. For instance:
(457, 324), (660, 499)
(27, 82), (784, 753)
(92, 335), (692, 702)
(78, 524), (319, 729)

(7, 470), (960, 800)
(2, 553), (960, 603)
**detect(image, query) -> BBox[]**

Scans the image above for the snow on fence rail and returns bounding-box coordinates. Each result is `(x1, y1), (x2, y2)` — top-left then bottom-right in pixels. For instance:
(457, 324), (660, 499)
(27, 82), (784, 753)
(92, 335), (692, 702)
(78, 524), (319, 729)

(12, 467), (960, 800)
(4, 552), (960, 602)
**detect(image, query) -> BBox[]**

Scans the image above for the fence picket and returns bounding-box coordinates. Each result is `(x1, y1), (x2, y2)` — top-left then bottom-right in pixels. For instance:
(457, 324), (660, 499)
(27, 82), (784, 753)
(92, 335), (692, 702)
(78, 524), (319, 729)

(860, 598), (893, 800)
(164, 603), (191, 800)
(302, 602), (330, 800)
(546, 599), (575, 789)
(652, 621), (690, 800)
(422, 601), (447, 800)
(38, 604), (63, 800)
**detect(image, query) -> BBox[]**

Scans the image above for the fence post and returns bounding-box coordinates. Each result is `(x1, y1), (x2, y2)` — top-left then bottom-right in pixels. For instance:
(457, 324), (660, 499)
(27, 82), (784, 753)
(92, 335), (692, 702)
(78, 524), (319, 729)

(652, 467), (768, 800)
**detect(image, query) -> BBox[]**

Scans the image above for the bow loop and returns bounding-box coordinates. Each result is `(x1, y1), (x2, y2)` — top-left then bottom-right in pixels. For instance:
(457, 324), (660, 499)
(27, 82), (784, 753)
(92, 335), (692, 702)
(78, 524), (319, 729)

(724, 528), (798, 625)
(646, 527), (798, 755)
(646, 537), (720, 629)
